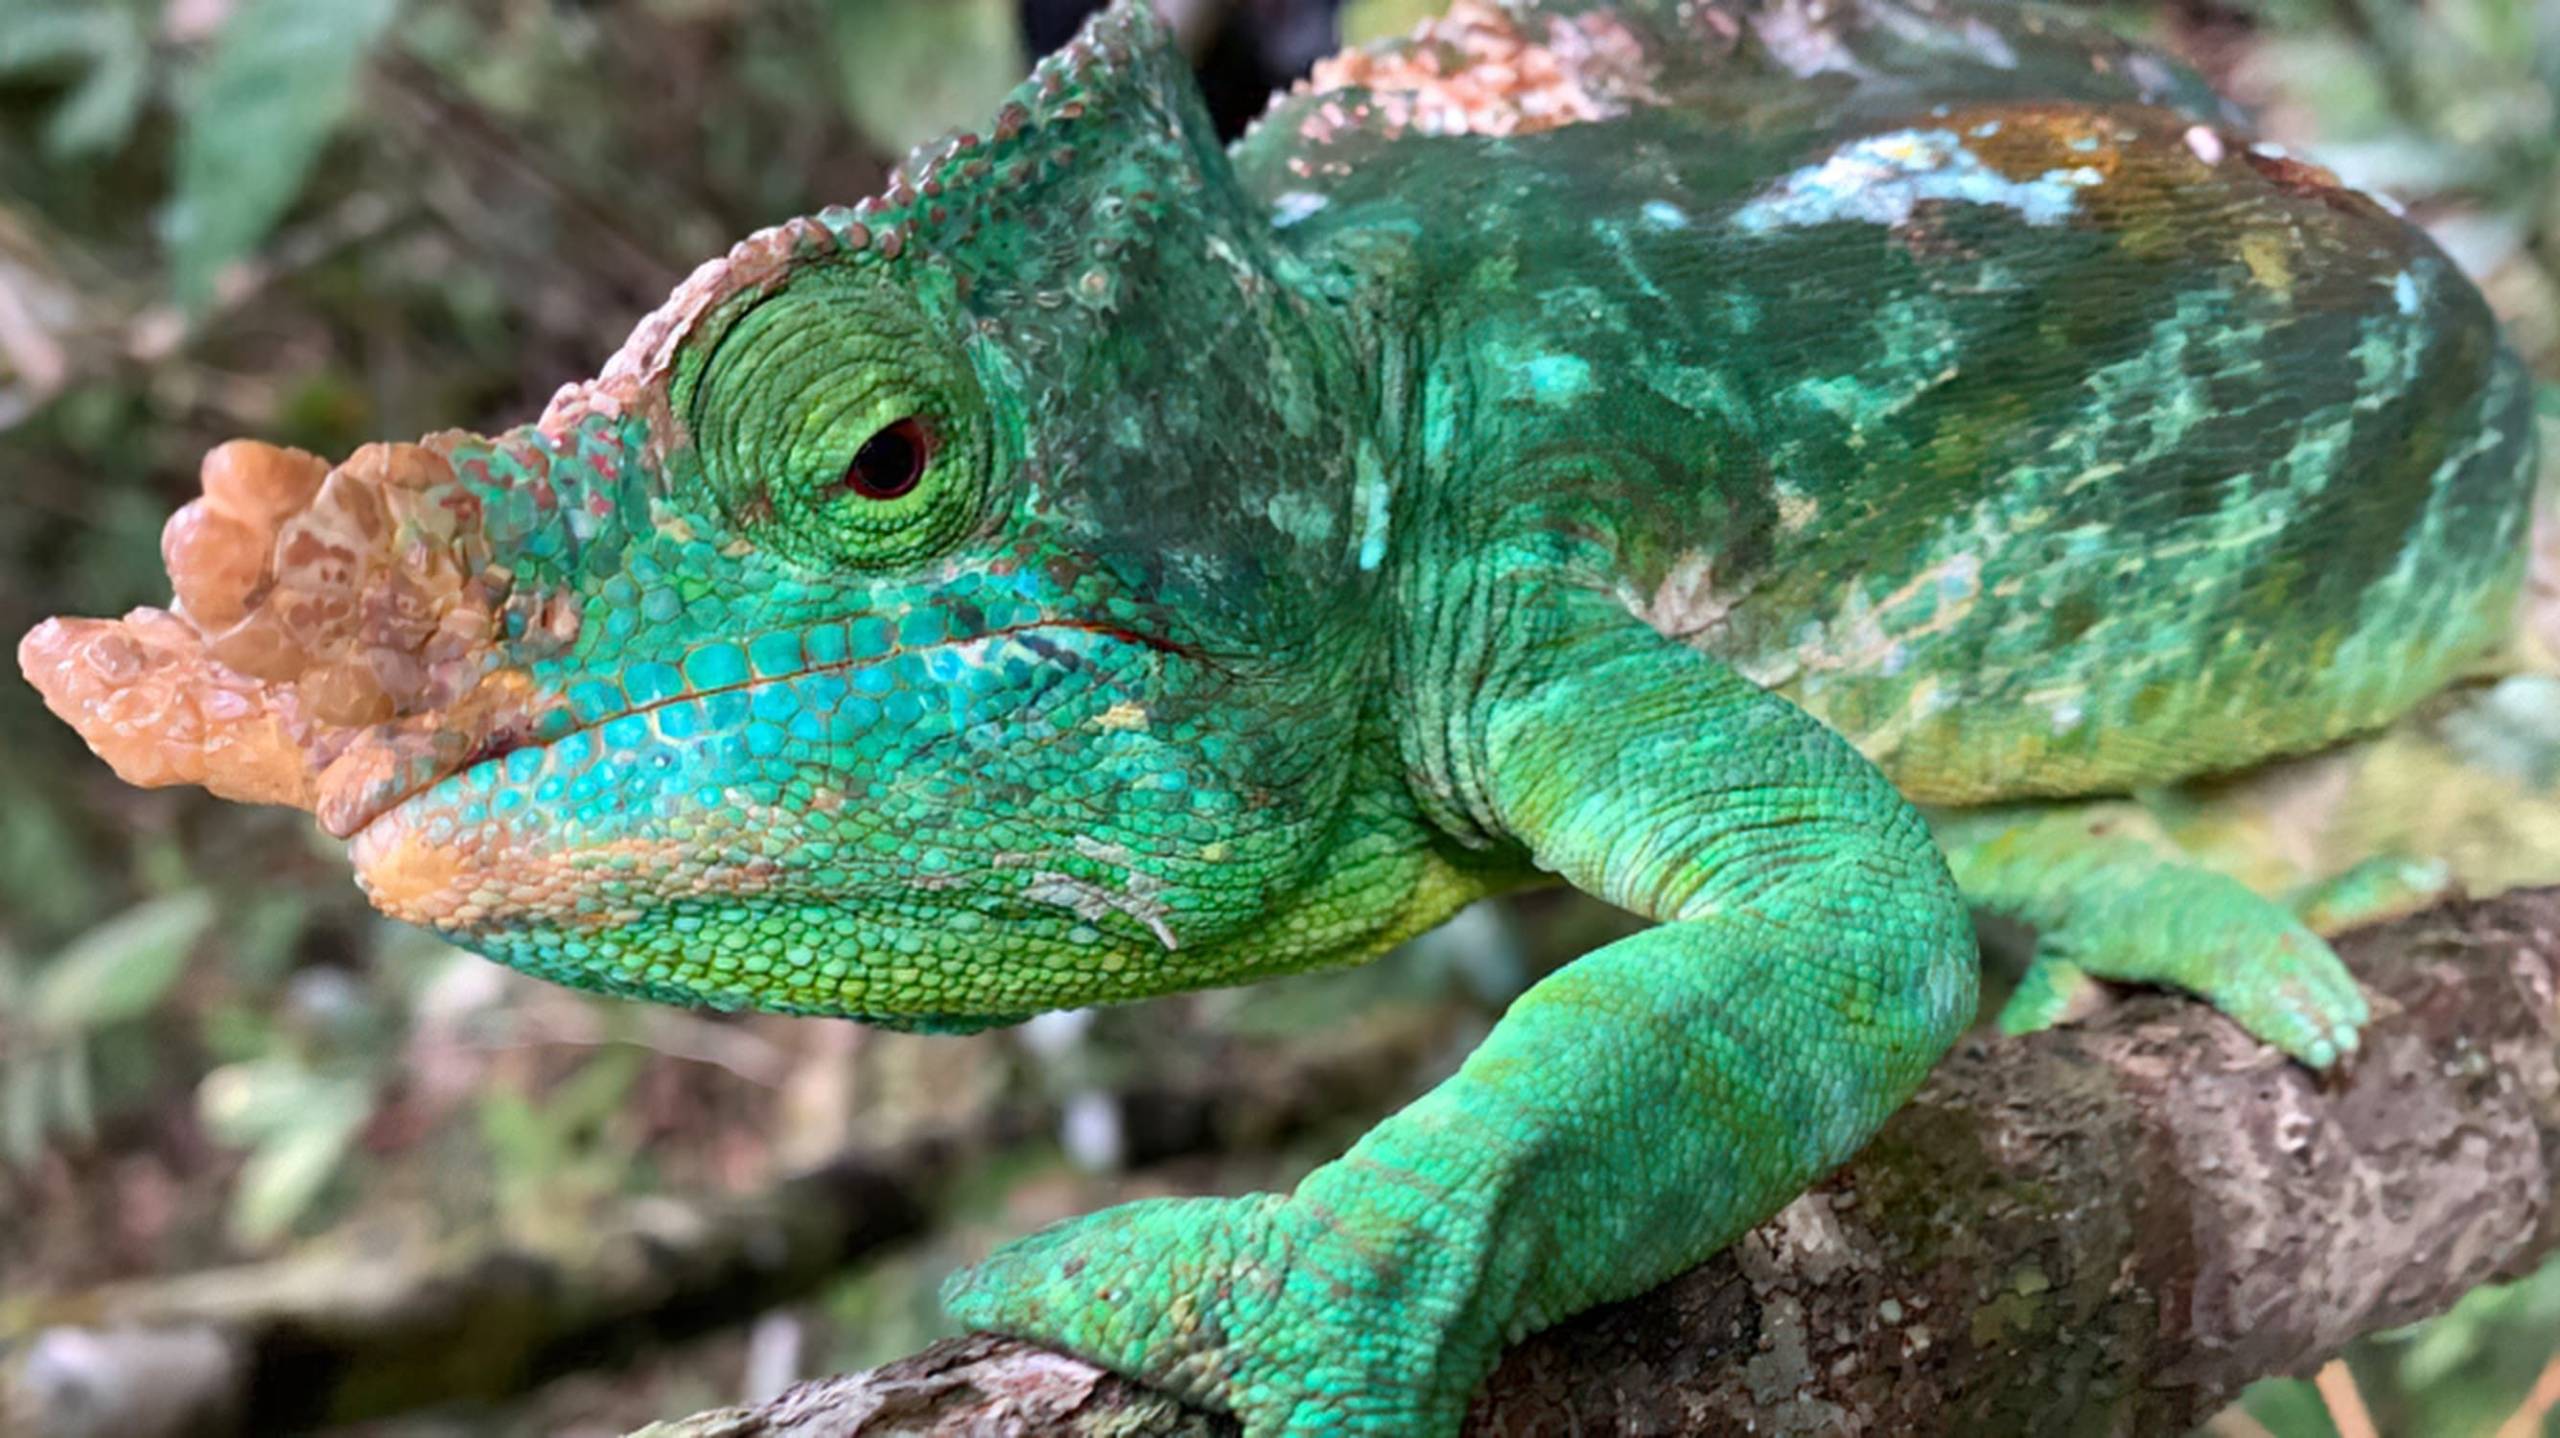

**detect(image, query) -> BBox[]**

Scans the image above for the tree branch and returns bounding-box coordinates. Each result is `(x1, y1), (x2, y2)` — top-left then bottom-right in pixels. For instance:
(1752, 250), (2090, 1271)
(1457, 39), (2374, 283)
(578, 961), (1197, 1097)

(628, 887), (2560, 1437)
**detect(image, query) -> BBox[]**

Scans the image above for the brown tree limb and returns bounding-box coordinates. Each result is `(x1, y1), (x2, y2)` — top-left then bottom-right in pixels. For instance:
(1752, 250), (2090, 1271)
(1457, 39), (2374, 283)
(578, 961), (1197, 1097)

(628, 888), (2560, 1437)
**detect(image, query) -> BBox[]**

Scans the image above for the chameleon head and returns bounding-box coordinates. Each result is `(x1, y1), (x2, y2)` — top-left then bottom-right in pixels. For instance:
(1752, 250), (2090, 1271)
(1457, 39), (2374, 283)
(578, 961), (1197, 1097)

(18, 2), (1380, 1028)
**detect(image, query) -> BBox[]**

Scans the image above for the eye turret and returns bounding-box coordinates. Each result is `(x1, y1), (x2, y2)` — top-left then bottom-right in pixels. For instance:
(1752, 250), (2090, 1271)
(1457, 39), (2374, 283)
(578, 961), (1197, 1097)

(678, 273), (990, 570)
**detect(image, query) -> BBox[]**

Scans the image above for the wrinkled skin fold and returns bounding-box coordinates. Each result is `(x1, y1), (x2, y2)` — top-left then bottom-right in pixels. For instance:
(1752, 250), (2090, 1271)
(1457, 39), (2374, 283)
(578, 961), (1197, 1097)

(18, 1), (2541, 1432)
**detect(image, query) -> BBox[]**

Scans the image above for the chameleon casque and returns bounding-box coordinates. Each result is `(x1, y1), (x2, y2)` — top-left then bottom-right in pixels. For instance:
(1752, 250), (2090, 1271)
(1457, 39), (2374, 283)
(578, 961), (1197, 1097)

(16, 0), (2542, 1430)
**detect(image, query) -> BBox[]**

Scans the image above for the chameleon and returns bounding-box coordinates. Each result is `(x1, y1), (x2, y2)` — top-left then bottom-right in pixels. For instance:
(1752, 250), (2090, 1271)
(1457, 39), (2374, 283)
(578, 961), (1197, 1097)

(16, 0), (2541, 1430)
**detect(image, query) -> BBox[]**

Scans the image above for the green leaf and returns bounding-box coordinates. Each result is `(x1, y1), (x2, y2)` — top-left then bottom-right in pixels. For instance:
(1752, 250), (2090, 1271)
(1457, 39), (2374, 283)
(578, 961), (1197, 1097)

(0, 4), (153, 158)
(826, 0), (1025, 157)
(543, 1045), (645, 1140)
(0, 760), (101, 935)
(226, 1074), (370, 1247)
(27, 891), (215, 1033)
(476, 1088), (555, 1178)
(164, 0), (402, 311)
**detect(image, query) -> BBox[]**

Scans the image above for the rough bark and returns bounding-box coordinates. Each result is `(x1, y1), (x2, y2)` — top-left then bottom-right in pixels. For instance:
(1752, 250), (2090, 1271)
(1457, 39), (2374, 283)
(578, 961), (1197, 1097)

(629, 889), (2560, 1438)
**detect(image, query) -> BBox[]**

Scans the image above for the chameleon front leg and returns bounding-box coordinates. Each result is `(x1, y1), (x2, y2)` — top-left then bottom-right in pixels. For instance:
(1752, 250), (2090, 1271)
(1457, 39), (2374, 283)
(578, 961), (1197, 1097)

(944, 588), (1979, 1434)
(1933, 804), (2373, 1067)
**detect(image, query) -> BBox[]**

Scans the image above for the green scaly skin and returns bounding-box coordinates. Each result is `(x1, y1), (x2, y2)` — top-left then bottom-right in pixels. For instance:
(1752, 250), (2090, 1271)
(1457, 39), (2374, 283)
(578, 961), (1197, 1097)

(17, 1), (2540, 1431)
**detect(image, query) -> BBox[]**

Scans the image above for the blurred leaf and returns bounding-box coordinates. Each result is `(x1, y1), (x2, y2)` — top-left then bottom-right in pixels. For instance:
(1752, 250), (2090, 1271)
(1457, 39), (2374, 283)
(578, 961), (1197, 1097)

(2398, 1292), (2493, 1391)
(545, 1045), (645, 1138)
(163, 0), (401, 310)
(476, 1048), (641, 1178)
(225, 1073), (370, 1247)
(477, 1087), (551, 1176)
(0, 1), (154, 157)
(199, 1056), (375, 1245)
(225, 892), (316, 988)
(2, 1052), (48, 1167)
(198, 1054), (337, 1144)
(826, 0), (1025, 156)
(28, 890), (214, 1033)
(0, 758), (103, 936)
(50, 1039), (92, 1141)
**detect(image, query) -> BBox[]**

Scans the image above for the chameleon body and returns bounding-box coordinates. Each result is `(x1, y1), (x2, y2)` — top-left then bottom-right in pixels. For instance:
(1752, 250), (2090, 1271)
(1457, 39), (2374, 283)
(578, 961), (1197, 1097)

(17, 1), (2538, 1430)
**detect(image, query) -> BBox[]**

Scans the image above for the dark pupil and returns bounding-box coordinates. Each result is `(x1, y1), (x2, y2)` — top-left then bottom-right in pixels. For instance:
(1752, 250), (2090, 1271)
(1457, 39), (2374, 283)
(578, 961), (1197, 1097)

(845, 417), (928, 499)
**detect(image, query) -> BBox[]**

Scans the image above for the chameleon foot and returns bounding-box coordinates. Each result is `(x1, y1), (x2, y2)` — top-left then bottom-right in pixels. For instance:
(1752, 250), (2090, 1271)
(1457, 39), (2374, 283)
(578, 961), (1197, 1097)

(2284, 853), (2456, 937)
(943, 1191), (1471, 1436)
(1943, 805), (2370, 1068)
(1994, 917), (2368, 1068)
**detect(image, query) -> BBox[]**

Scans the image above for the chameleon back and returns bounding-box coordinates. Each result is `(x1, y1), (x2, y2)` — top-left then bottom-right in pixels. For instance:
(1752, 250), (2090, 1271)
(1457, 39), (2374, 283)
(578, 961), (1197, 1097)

(1245, 0), (2538, 801)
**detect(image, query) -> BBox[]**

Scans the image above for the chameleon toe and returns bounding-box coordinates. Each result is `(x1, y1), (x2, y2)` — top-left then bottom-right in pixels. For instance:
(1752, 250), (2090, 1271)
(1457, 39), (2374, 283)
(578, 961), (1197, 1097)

(1944, 806), (2381, 1070)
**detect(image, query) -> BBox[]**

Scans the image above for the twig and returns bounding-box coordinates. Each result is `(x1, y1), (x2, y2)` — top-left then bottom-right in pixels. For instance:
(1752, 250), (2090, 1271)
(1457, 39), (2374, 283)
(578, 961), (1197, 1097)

(2316, 1360), (2381, 1438)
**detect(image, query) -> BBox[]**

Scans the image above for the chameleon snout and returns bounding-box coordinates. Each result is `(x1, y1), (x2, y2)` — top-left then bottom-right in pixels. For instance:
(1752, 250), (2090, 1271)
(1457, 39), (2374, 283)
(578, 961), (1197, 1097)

(18, 433), (581, 838)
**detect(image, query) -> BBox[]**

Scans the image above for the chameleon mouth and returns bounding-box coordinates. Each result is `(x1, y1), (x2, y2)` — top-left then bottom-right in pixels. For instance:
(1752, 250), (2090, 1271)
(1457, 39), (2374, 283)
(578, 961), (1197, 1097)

(340, 615), (1186, 932)
(344, 617), (1185, 843)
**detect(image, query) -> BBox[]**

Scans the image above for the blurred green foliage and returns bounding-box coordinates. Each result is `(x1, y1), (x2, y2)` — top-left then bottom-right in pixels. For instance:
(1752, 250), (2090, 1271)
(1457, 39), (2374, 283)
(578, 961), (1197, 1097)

(166, 0), (403, 309)
(0, 0), (154, 161)
(827, 0), (1026, 153)
(0, 1), (2554, 1434)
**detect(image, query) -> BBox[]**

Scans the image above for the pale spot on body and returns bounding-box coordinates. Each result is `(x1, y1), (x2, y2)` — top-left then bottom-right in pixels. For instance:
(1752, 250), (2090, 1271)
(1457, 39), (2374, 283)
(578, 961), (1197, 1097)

(1271, 191), (1328, 227)
(1638, 549), (1744, 641)
(1521, 354), (1594, 405)
(1731, 130), (2103, 234)
(2240, 232), (2293, 296)
(1093, 700), (1150, 732)
(1356, 467), (1393, 571)
(1777, 489), (1819, 533)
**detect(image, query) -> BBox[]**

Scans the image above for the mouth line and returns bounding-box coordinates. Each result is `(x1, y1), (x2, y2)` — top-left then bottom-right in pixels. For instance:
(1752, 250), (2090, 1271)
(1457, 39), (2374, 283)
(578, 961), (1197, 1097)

(346, 617), (1183, 842)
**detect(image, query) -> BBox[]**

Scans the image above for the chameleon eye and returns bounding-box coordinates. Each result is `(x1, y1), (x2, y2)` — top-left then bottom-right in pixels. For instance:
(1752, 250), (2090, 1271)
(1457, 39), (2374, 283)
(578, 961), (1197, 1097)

(845, 417), (931, 500)
(682, 275), (989, 568)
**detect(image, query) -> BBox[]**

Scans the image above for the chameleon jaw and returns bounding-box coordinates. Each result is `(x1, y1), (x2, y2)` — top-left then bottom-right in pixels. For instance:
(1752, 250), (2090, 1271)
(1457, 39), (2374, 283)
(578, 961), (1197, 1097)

(17, 437), (579, 838)
(334, 611), (1192, 933)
